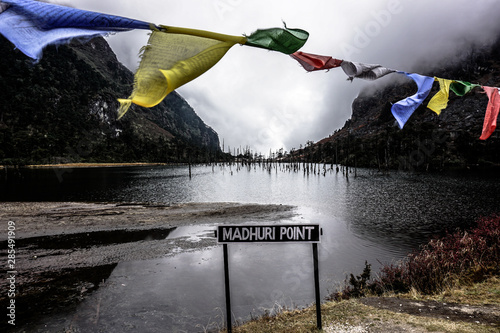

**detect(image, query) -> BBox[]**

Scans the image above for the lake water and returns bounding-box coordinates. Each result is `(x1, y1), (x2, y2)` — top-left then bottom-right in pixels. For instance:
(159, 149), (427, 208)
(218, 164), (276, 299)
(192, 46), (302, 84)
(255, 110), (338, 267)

(2, 164), (499, 332)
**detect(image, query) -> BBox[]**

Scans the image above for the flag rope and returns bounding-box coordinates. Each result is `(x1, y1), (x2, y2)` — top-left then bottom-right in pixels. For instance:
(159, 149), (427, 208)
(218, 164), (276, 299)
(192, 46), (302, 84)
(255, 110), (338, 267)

(158, 25), (247, 45)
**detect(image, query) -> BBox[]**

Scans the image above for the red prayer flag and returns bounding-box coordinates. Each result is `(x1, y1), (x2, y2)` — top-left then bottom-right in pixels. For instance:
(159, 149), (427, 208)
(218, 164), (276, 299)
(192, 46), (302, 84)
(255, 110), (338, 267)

(479, 86), (500, 140)
(290, 51), (342, 72)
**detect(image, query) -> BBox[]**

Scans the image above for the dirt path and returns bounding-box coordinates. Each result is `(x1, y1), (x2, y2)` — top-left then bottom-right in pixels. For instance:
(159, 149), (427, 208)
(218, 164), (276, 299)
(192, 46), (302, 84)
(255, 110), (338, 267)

(359, 296), (500, 327)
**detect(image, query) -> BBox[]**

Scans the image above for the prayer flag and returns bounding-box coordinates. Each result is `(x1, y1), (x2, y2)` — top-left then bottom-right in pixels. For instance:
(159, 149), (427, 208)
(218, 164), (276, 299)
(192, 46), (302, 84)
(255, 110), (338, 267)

(290, 51), (342, 71)
(391, 72), (435, 129)
(2, 0), (150, 30)
(117, 27), (246, 118)
(0, 2), (9, 14)
(0, 0), (151, 60)
(244, 24), (309, 54)
(479, 86), (500, 140)
(340, 61), (395, 81)
(450, 80), (480, 96)
(427, 77), (453, 115)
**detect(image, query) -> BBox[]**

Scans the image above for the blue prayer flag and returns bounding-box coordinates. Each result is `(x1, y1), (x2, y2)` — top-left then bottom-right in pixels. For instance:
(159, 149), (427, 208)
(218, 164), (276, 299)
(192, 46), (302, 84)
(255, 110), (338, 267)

(391, 72), (435, 129)
(0, 0), (152, 60)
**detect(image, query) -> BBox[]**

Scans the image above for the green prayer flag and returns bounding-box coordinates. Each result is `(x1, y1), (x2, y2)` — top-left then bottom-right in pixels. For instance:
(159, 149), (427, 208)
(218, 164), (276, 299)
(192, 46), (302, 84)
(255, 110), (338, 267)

(450, 80), (480, 96)
(245, 24), (309, 54)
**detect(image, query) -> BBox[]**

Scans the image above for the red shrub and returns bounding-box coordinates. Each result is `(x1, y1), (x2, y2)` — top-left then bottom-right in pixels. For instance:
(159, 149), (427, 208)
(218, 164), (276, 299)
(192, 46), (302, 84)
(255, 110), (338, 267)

(330, 215), (499, 299)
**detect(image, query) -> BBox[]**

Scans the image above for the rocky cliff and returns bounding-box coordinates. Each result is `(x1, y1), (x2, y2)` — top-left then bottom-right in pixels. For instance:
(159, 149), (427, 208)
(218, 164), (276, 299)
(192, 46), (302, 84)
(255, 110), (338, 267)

(0, 35), (224, 165)
(296, 39), (500, 171)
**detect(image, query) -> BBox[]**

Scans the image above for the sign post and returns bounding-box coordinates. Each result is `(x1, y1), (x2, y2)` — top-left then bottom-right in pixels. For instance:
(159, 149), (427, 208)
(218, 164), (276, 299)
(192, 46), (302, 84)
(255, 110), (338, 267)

(222, 243), (232, 333)
(216, 224), (322, 332)
(312, 242), (322, 330)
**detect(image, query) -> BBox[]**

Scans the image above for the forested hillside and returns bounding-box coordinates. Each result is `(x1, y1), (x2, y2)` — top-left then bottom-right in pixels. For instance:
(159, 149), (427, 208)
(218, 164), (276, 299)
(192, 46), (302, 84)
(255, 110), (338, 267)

(0, 35), (226, 165)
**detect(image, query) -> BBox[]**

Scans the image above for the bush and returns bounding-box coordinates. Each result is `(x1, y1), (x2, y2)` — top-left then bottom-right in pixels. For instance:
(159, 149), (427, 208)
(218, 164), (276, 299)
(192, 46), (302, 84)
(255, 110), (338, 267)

(329, 261), (371, 301)
(331, 214), (500, 299)
(375, 214), (499, 295)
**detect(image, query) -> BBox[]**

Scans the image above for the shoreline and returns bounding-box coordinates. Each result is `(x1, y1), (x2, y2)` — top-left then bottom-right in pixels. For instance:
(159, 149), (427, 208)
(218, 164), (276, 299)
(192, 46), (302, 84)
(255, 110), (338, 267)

(1, 163), (500, 174)
(0, 201), (296, 240)
(0, 162), (171, 169)
(0, 201), (297, 331)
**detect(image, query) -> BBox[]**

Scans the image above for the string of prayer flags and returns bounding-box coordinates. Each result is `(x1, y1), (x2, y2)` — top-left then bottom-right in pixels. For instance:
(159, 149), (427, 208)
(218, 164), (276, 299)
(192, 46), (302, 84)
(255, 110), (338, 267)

(118, 23), (311, 118)
(427, 78), (454, 115)
(287, 51), (496, 139)
(0, 1), (310, 116)
(288, 50), (493, 139)
(117, 26), (247, 118)
(244, 24), (309, 54)
(287, 50), (497, 140)
(340, 61), (396, 81)
(1, 2), (497, 141)
(0, 0), (152, 61)
(479, 86), (500, 140)
(391, 72), (435, 129)
(289, 51), (343, 71)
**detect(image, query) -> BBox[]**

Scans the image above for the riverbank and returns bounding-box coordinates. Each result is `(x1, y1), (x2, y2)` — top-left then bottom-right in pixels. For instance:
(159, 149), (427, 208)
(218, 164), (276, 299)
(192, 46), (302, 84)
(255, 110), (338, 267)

(226, 275), (499, 332)
(0, 201), (296, 331)
(225, 214), (500, 333)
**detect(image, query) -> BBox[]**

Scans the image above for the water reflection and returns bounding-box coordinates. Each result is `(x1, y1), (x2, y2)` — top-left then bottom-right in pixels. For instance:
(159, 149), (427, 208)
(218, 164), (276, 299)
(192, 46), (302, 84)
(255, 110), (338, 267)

(3, 164), (499, 332)
(3, 165), (499, 256)
(343, 171), (500, 248)
(62, 223), (357, 332)
(3, 164), (498, 260)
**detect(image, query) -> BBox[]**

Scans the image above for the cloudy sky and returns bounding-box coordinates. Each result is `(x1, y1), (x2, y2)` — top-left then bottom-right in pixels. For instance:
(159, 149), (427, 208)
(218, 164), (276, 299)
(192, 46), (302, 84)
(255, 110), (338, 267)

(64, 0), (500, 155)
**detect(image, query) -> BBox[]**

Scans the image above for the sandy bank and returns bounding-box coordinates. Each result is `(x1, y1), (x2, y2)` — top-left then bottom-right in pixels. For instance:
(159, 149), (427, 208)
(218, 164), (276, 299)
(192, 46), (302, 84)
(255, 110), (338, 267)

(0, 201), (296, 270)
(0, 201), (296, 330)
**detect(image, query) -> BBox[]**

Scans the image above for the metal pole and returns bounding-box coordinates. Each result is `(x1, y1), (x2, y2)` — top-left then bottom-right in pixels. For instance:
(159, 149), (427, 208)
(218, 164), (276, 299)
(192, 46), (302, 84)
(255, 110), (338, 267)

(312, 243), (322, 330)
(223, 244), (232, 333)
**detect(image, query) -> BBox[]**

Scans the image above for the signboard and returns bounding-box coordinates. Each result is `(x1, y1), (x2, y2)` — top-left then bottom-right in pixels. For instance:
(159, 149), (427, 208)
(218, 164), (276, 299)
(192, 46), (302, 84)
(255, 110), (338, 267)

(217, 223), (323, 332)
(217, 224), (321, 243)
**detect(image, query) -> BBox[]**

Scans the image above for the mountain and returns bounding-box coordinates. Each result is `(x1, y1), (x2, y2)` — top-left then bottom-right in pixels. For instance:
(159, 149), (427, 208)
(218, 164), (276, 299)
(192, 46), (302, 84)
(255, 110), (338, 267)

(289, 39), (500, 171)
(0, 35), (225, 165)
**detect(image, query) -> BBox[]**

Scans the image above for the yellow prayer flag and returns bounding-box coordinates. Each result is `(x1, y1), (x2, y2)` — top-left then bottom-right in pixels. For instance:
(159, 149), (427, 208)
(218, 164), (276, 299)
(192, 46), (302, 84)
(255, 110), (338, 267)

(118, 28), (245, 118)
(427, 77), (453, 115)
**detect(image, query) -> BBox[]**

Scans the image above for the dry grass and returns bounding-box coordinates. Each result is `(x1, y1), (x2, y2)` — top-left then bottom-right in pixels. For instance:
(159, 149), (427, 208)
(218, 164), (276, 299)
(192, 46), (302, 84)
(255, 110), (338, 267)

(399, 276), (500, 306)
(224, 293), (499, 333)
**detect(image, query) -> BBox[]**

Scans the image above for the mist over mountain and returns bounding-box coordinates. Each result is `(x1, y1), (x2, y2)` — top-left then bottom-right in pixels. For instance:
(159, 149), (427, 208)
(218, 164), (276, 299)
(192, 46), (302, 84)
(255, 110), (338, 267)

(0, 35), (225, 165)
(287, 37), (500, 171)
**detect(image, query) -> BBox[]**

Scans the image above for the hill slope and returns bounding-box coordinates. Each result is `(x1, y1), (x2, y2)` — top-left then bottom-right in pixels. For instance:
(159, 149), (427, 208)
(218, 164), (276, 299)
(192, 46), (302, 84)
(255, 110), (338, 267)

(292, 39), (500, 171)
(0, 35), (225, 165)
